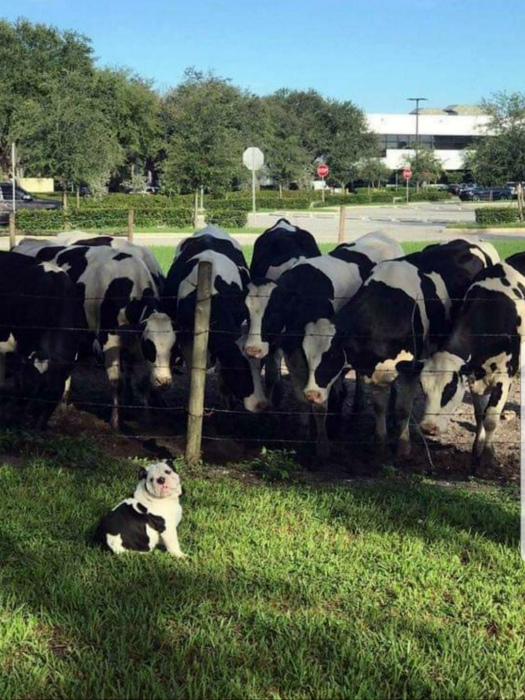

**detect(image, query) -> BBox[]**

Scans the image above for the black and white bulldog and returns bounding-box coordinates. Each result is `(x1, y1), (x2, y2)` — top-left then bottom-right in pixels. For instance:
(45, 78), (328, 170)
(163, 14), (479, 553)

(94, 462), (186, 557)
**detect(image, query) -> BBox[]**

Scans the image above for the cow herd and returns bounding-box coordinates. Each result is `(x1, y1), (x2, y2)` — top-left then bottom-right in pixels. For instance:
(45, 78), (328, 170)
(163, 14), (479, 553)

(0, 220), (524, 474)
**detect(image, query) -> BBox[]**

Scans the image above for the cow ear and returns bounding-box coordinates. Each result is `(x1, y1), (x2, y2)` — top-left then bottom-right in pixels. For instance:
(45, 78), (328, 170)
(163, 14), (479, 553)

(396, 360), (424, 377)
(138, 468), (147, 481)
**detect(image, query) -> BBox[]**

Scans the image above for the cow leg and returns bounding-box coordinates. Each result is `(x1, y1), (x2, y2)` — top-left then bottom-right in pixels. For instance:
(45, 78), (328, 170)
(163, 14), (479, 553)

(478, 379), (511, 472)
(285, 350), (310, 437)
(0, 353), (6, 388)
(471, 391), (490, 469)
(370, 384), (390, 457)
(265, 349), (283, 407)
(352, 370), (365, 415)
(395, 375), (419, 458)
(103, 334), (122, 431)
(311, 401), (329, 459)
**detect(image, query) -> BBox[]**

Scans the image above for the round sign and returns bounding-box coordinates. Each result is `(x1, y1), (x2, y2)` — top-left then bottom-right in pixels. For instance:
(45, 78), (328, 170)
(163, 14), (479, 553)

(403, 168), (412, 179)
(317, 164), (329, 178)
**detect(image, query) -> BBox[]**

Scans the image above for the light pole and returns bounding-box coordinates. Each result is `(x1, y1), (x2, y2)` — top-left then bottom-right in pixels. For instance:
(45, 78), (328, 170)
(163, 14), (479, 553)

(407, 97), (427, 190)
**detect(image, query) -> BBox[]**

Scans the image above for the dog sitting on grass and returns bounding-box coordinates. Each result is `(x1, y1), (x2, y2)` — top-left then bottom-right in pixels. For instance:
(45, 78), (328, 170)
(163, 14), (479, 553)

(94, 461), (187, 557)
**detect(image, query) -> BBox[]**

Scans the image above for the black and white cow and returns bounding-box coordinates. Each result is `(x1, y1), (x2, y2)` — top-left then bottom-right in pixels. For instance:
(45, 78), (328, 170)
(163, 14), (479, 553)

(163, 226), (268, 412)
(13, 239), (176, 429)
(247, 218), (321, 403)
(305, 238), (499, 457)
(54, 231), (165, 292)
(244, 232), (403, 455)
(397, 257), (525, 471)
(250, 218), (321, 280)
(0, 251), (80, 428)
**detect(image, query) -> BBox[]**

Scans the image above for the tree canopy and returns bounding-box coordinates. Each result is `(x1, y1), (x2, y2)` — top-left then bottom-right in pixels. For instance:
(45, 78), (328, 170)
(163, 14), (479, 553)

(466, 92), (525, 185)
(0, 18), (380, 193)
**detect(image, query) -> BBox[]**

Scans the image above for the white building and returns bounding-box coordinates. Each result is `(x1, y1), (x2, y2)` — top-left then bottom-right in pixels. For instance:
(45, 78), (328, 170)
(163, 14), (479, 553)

(366, 105), (490, 172)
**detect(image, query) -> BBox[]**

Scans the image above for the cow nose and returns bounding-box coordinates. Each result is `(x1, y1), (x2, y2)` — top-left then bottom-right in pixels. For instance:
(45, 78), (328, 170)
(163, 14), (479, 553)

(305, 390), (323, 404)
(157, 477), (165, 484)
(420, 421), (440, 436)
(255, 399), (270, 412)
(153, 377), (171, 389)
(245, 346), (264, 359)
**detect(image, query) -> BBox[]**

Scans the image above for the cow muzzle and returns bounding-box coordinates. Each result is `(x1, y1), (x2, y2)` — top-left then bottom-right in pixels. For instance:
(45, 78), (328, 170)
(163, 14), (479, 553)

(152, 375), (172, 390)
(304, 389), (325, 405)
(245, 345), (266, 359)
(420, 420), (440, 437)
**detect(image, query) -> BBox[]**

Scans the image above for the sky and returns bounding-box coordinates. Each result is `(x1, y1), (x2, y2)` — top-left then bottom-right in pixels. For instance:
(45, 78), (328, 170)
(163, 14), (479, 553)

(2, 0), (525, 113)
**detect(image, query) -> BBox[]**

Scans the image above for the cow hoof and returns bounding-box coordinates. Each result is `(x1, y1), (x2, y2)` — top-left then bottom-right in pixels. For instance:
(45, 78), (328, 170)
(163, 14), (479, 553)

(316, 441), (330, 460)
(479, 447), (498, 472)
(397, 440), (411, 459)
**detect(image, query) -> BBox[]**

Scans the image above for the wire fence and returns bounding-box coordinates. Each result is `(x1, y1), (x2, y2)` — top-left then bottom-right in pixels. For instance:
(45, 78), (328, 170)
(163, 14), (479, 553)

(0, 260), (522, 472)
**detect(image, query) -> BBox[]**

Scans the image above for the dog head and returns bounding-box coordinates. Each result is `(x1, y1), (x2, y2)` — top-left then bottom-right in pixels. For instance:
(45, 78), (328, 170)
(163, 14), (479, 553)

(138, 461), (182, 499)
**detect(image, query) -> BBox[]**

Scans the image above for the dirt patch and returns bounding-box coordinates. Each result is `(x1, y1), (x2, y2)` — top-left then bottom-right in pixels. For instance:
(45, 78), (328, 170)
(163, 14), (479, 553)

(25, 358), (518, 483)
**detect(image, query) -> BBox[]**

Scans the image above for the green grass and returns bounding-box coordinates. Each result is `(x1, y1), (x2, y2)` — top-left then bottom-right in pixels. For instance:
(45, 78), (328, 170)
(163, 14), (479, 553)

(447, 222), (525, 230)
(151, 240), (525, 272)
(0, 440), (523, 699)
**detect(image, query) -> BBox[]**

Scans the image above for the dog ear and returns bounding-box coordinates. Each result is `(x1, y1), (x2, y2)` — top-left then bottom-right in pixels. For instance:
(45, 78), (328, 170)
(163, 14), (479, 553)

(138, 468), (147, 481)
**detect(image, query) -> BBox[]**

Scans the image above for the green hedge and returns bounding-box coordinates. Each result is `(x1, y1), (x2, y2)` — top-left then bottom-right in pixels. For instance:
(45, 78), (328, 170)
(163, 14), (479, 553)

(205, 209), (248, 228)
(475, 208), (520, 225)
(15, 207), (193, 233)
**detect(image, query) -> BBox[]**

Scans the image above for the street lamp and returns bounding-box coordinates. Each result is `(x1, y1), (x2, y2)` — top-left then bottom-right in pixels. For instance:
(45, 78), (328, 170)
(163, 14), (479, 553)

(407, 97), (428, 189)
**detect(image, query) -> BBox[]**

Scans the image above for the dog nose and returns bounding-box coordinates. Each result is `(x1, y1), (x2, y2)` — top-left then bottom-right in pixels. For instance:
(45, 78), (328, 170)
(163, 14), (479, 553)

(157, 477), (165, 484)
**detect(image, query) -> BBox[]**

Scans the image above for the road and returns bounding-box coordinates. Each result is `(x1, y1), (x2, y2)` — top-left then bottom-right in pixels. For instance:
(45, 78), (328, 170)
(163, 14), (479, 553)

(2, 202), (525, 249)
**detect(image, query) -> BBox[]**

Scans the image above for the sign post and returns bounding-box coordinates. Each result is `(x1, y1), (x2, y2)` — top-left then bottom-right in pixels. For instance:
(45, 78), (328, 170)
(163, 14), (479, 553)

(403, 167), (412, 203)
(243, 147), (264, 215)
(317, 163), (329, 202)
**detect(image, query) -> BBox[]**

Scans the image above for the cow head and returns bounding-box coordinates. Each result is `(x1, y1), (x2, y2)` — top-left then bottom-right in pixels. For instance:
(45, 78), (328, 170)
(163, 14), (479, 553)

(139, 312), (177, 389)
(302, 319), (347, 405)
(244, 280), (279, 360)
(396, 351), (467, 435)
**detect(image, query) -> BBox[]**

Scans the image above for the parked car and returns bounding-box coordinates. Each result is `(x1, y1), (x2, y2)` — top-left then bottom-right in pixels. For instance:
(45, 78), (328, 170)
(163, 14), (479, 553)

(458, 185), (514, 202)
(0, 182), (62, 224)
(450, 182), (476, 196)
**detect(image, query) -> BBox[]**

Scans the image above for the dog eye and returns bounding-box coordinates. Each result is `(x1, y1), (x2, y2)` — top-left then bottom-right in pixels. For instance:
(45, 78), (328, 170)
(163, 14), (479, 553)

(165, 470), (171, 474)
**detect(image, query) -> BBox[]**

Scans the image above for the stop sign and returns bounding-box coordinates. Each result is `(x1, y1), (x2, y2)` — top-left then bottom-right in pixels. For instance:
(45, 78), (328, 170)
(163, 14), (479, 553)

(317, 164), (329, 178)
(403, 168), (412, 180)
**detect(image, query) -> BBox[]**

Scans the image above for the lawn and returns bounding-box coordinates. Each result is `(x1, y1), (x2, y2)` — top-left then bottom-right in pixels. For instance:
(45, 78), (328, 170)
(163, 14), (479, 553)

(0, 435), (523, 699)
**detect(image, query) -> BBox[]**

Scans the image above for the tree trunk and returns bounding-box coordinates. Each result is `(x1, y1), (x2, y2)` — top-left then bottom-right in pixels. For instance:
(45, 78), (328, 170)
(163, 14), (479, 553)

(76, 187), (80, 211)
(279, 183), (283, 198)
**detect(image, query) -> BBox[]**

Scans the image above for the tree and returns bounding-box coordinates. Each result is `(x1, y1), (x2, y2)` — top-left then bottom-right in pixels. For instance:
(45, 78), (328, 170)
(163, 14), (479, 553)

(358, 157), (391, 188)
(0, 18), (94, 174)
(94, 68), (161, 184)
(403, 145), (443, 186)
(160, 69), (244, 211)
(19, 71), (123, 192)
(264, 97), (310, 193)
(325, 101), (377, 191)
(467, 92), (525, 185)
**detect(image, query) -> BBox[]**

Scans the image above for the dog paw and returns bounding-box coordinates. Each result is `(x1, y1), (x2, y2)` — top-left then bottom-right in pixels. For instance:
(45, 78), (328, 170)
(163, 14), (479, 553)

(172, 551), (188, 560)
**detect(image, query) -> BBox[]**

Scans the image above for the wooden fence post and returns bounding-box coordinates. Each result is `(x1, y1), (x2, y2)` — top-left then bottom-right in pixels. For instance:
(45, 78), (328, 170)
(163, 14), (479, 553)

(128, 210), (134, 243)
(338, 205), (346, 244)
(185, 260), (213, 464)
(8, 211), (15, 249)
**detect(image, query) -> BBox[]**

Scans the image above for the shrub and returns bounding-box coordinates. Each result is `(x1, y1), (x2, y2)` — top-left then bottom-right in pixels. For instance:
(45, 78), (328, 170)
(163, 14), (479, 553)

(15, 207), (193, 233)
(205, 209), (248, 228)
(475, 208), (520, 225)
